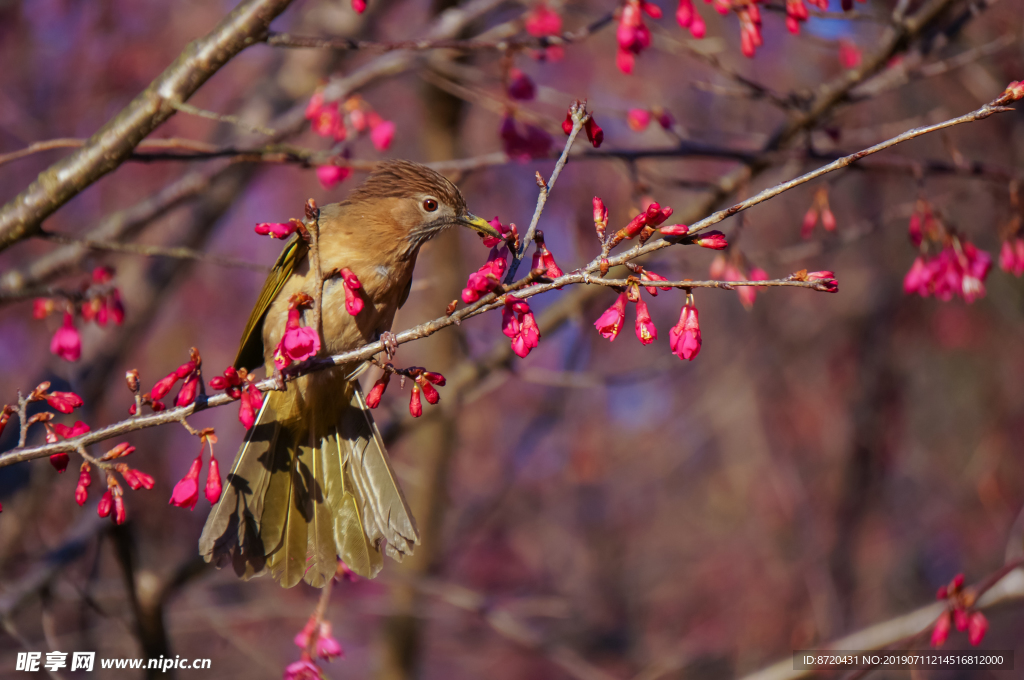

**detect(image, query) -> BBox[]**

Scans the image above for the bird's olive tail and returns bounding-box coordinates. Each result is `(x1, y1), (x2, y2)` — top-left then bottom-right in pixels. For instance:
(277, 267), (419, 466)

(199, 381), (419, 588)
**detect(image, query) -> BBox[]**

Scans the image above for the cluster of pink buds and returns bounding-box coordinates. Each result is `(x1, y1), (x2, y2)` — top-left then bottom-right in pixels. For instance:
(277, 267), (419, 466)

(135, 348), (203, 413)
(35, 266), (125, 362)
(503, 298), (541, 357)
(594, 282), (664, 346)
(802, 187), (836, 239)
(463, 246), (508, 303)
(209, 366), (265, 429)
(500, 114), (553, 161)
(738, 4), (763, 57)
(931, 574), (988, 647)
(284, 613), (344, 680)
(84, 442), (152, 525)
(904, 242), (992, 303)
(783, 0), (824, 35)
(675, 0), (706, 38)
(365, 367), (446, 418)
(305, 92), (395, 152)
(710, 254), (769, 308)
(46, 421), (89, 472)
(2, 382), (87, 472)
(170, 430), (221, 510)
(463, 218), (516, 303)
(999, 237), (1024, 276)
(561, 107), (604, 148)
(626, 107), (675, 133)
(608, 200), (675, 248)
(616, 0), (659, 73)
(273, 293), (322, 371)
(523, 1), (565, 60)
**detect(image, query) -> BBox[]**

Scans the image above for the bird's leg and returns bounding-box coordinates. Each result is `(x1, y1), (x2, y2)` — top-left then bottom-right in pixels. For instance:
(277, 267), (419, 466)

(379, 331), (398, 360)
(269, 365), (287, 392)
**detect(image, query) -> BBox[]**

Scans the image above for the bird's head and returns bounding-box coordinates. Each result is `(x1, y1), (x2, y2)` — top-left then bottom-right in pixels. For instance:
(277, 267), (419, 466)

(344, 160), (500, 254)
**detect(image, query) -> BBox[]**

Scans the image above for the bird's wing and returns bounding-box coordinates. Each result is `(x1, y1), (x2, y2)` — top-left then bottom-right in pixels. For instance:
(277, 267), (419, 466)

(234, 234), (308, 371)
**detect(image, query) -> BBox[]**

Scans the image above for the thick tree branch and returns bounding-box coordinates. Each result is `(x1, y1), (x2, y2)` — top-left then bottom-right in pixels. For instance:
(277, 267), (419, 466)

(0, 0), (294, 252)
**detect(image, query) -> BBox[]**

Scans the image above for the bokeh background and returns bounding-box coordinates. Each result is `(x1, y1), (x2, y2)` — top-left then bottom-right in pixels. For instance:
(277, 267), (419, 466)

(0, 0), (1023, 677)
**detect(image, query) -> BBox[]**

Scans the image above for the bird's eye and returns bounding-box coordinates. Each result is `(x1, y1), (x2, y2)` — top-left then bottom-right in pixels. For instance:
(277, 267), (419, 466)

(422, 199), (439, 212)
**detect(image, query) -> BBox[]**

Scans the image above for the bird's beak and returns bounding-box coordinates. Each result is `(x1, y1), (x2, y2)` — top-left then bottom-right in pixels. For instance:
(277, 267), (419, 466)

(459, 213), (502, 239)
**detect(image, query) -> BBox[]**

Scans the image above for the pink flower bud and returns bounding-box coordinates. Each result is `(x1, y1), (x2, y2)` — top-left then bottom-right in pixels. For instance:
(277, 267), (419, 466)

(627, 109), (651, 132)
(634, 298), (657, 345)
(284, 659), (321, 680)
(508, 69), (536, 100)
(419, 379), (440, 405)
(238, 388), (256, 429)
(409, 385), (423, 418)
(255, 222), (298, 239)
(113, 493), (126, 525)
(175, 376), (199, 407)
(50, 312), (81, 362)
(954, 608), (969, 632)
(317, 165), (352, 189)
(151, 372), (179, 401)
(121, 467), (155, 491)
(967, 611), (988, 646)
(525, 2), (562, 36)
(561, 109), (573, 135)
(370, 119), (396, 151)
(97, 490), (113, 518)
(205, 455), (222, 504)
(316, 623), (344, 660)
(1003, 80), (1024, 102)
(169, 455), (203, 510)
(584, 117), (604, 148)
(246, 382), (264, 413)
(659, 224), (689, 236)
(594, 292), (628, 341)
(422, 371), (446, 386)
(366, 373), (390, 408)
(75, 466), (92, 506)
(694, 230), (728, 250)
(669, 299), (701, 360)
(46, 391), (83, 414)
(801, 207), (818, 239)
(820, 208), (836, 232)
(49, 453), (70, 473)
(641, 270), (672, 296)
(352, 0), (366, 12)
(931, 610), (951, 647)
(33, 298), (54, 319)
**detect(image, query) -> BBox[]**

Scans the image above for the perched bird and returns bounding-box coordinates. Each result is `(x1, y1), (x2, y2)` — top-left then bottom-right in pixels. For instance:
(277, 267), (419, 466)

(199, 160), (499, 587)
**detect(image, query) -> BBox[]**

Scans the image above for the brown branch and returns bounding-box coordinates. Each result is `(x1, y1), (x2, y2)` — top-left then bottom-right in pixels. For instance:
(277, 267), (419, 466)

(0, 0), (295, 252)
(0, 137), (221, 169)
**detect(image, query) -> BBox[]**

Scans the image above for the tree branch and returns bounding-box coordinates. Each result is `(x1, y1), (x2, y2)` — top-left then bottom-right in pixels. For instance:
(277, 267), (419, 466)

(0, 0), (295, 252)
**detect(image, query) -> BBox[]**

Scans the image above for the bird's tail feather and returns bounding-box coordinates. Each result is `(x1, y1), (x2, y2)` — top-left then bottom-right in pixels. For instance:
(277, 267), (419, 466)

(199, 379), (419, 587)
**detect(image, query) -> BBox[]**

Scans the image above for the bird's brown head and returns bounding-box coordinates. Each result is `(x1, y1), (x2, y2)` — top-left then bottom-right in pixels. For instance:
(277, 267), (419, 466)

(344, 160), (499, 254)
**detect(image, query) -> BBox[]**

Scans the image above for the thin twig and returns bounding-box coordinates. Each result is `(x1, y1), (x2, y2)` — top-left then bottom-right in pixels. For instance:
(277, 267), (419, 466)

(264, 11), (615, 53)
(504, 101), (588, 283)
(305, 200), (326, 341)
(0, 137), (222, 169)
(36, 232), (269, 272)
(166, 99), (277, 136)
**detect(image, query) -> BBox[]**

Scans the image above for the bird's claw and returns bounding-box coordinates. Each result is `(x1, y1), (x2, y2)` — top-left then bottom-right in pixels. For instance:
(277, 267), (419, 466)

(270, 367), (287, 392)
(380, 331), (398, 360)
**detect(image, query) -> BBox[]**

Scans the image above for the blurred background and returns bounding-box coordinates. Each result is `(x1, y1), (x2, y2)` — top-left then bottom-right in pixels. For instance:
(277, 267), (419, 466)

(0, 0), (1023, 677)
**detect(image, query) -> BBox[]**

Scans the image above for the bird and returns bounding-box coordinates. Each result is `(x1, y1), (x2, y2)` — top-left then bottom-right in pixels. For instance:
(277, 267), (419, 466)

(199, 160), (499, 588)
